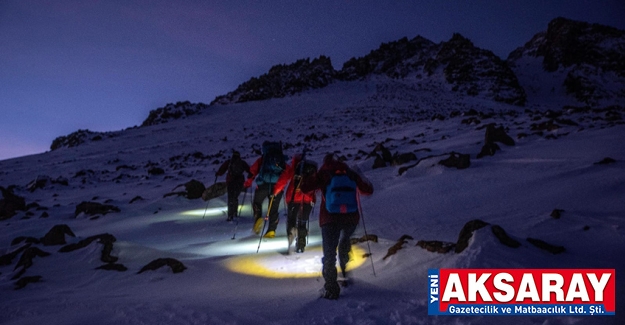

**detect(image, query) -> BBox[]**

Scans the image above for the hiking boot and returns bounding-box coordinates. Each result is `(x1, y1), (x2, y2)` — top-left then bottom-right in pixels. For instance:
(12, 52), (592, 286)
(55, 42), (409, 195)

(319, 282), (340, 300)
(287, 227), (296, 248)
(287, 233), (294, 248)
(253, 218), (263, 234)
(296, 235), (306, 253)
(263, 230), (275, 238)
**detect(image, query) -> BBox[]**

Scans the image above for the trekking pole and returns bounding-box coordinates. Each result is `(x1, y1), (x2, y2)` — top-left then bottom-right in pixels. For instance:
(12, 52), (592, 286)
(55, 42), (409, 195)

(202, 175), (218, 219)
(307, 204), (313, 246)
(201, 201), (210, 219)
(231, 188), (247, 240)
(357, 191), (376, 277)
(256, 194), (275, 253)
(283, 195), (289, 219)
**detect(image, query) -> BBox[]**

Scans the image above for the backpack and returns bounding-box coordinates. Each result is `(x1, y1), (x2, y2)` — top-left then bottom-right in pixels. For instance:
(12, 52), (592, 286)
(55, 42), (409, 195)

(295, 160), (317, 178)
(257, 141), (286, 185)
(325, 170), (358, 214)
(228, 157), (246, 177)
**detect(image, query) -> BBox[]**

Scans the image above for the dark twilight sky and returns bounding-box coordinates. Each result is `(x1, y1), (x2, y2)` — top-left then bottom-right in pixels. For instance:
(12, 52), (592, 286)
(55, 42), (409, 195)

(1, 0), (624, 161)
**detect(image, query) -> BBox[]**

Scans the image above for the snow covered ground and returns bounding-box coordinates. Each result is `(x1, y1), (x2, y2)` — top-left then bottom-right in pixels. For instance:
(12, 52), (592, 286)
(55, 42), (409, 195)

(1, 79), (623, 324)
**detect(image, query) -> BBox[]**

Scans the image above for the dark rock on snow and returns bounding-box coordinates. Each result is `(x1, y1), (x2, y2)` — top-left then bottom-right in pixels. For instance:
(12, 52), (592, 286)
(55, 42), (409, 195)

(59, 233), (118, 264)
(455, 219), (490, 253)
(137, 258), (187, 274)
(96, 263), (128, 272)
(491, 225), (522, 248)
(12, 247), (51, 279)
(40, 224), (76, 246)
(14, 275), (43, 290)
(438, 152), (471, 169)
(0, 186), (27, 220)
(350, 234), (379, 244)
(594, 157), (616, 165)
(382, 235), (414, 260)
(0, 244), (32, 266)
(550, 209), (565, 219)
(11, 236), (40, 246)
(477, 124), (514, 159)
(25, 175), (69, 192)
(526, 237), (566, 254)
(416, 240), (456, 254)
(74, 201), (121, 217)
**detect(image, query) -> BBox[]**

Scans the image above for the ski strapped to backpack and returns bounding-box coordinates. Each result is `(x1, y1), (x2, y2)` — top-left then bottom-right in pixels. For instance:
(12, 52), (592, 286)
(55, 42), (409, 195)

(325, 170), (358, 214)
(257, 141), (286, 185)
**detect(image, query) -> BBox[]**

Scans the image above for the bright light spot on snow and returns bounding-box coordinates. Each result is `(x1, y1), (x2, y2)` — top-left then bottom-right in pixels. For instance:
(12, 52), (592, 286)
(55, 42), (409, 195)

(197, 234), (323, 257)
(224, 245), (367, 278)
(181, 207), (228, 218)
(180, 205), (252, 219)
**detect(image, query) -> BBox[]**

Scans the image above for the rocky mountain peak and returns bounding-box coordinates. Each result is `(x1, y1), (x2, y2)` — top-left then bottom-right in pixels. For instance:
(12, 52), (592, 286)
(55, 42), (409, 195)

(210, 56), (336, 105)
(337, 32), (526, 105)
(541, 17), (625, 74)
(141, 101), (209, 127)
(338, 35), (436, 80)
(510, 17), (625, 75)
(431, 33), (526, 106)
(50, 129), (109, 151)
(508, 17), (625, 107)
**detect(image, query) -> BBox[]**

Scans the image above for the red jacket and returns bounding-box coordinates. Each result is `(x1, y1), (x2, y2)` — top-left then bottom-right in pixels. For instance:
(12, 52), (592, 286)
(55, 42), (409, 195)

(300, 158), (373, 227)
(273, 155), (316, 204)
(244, 157), (263, 188)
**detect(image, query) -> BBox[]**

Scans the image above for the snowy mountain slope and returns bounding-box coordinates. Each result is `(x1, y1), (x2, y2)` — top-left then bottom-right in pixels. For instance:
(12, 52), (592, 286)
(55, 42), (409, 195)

(1, 74), (624, 324)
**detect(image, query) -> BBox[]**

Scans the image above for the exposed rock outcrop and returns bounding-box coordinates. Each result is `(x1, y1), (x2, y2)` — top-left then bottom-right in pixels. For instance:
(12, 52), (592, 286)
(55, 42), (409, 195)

(340, 34), (526, 105)
(74, 202), (121, 218)
(40, 224), (76, 246)
(526, 237), (566, 254)
(50, 129), (111, 151)
(137, 258), (187, 274)
(0, 186), (26, 220)
(141, 101), (209, 127)
(438, 152), (471, 169)
(211, 56), (337, 105)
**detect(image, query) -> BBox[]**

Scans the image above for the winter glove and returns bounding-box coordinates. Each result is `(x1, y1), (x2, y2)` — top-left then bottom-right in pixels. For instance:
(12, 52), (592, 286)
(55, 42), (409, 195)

(244, 178), (253, 188)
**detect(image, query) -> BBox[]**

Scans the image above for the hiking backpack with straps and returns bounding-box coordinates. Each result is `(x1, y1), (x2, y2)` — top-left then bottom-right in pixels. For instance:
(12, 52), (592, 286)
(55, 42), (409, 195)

(228, 157), (246, 177)
(295, 160), (317, 178)
(325, 170), (358, 214)
(257, 141), (286, 184)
